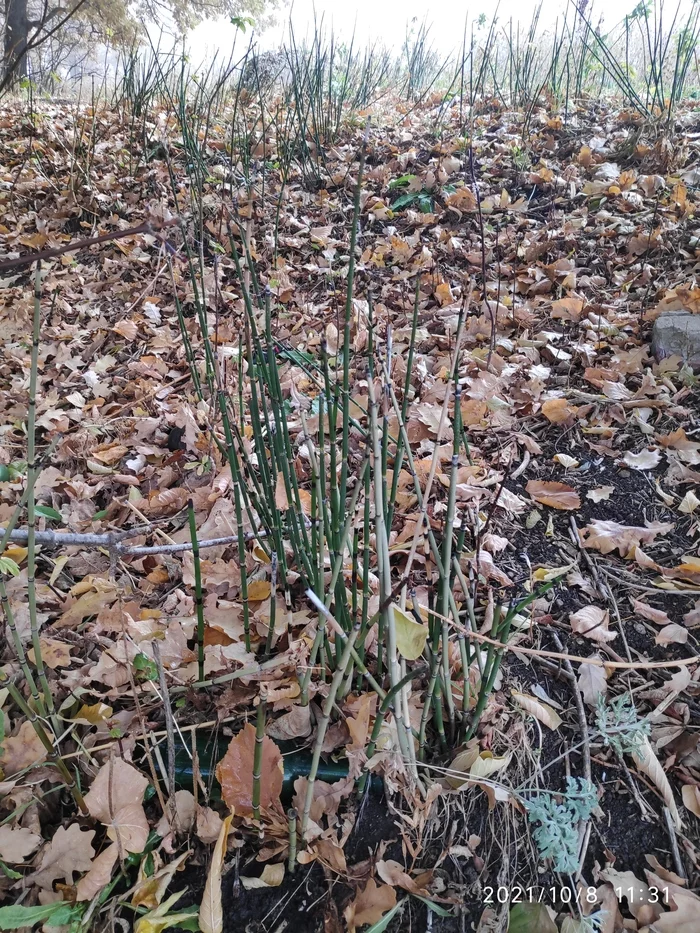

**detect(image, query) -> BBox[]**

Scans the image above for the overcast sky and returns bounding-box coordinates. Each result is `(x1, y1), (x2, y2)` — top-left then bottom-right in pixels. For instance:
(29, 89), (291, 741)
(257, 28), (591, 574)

(184, 0), (674, 62)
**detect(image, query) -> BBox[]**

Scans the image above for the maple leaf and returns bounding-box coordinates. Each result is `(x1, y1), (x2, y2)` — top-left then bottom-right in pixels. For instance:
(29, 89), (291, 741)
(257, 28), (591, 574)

(30, 823), (95, 890)
(526, 480), (581, 510)
(215, 723), (283, 815)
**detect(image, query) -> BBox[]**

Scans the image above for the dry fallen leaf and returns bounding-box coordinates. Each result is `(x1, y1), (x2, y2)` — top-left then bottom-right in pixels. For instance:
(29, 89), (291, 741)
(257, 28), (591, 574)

(76, 843), (120, 902)
(631, 598), (671, 626)
(511, 692), (562, 730)
(215, 723), (283, 815)
(199, 812), (232, 933)
(632, 737), (681, 830)
(345, 878), (397, 933)
(580, 519), (674, 557)
(84, 758), (150, 854)
(0, 824), (42, 862)
(577, 657), (609, 707)
(622, 448), (662, 471)
(526, 480), (581, 510)
(586, 485), (614, 502)
(655, 623), (688, 645)
(30, 823), (95, 890)
(241, 863), (285, 889)
(681, 784), (700, 818)
(0, 720), (47, 775)
(570, 606), (616, 643)
(542, 398), (578, 423)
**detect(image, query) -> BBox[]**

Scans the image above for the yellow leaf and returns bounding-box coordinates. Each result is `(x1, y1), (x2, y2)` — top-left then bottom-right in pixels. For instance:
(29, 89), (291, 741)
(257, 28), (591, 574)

(247, 580), (271, 601)
(3, 545), (27, 563)
(469, 751), (512, 779)
(73, 702), (114, 725)
(392, 605), (428, 661)
(199, 813), (232, 933)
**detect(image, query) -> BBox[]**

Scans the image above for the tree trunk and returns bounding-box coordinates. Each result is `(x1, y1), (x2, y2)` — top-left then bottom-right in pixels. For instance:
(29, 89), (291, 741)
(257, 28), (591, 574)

(4, 0), (29, 84)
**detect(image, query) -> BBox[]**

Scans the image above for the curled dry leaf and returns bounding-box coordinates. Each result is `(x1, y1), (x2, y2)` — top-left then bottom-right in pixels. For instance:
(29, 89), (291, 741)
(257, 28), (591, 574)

(215, 723), (283, 815)
(621, 448), (662, 471)
(580, 519), (674, 558)
(197, 806), (224, 846)
(511, 692), (562, 730)
(542, 398), (578, 424)
(199, 812), (232, 933)
(681, 784), (700, 818)
(241, 863), (285, 890)
(526, 480), (581, 510)
(650, 890), (700, 932)
(266, 703), (312, 741)
(679, 490), (700, 514)
(631, 737), (681, 830)
(570, 606), (616, 643)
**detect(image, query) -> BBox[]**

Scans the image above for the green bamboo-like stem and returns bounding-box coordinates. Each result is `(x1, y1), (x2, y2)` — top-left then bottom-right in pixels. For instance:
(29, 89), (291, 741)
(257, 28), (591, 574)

(451, 557), (480, 672)
(337, 121), (369, 541)
(0, 437), (62, 559)
(358, 666), (425, 793)
(187, 499), (206, 681)
(457, 633), (472, 735)
(300, 459), (368, 702)
(252, 698), (266, 824)
(366, 369), (417, 780)
(264, 552), (278, 658)
(216, 393), (252, 652)
(440, 383), (463, 734)
(0, 577), (44, 716)
(386, 279), (420, 533)
(305, 589), (386, 700)
(301, 622), (360, 839)
(0, 670), (87, 814)
(26, 263), (56, 727)
(418, 657), (441, 761)
(287, 808), (297, 873)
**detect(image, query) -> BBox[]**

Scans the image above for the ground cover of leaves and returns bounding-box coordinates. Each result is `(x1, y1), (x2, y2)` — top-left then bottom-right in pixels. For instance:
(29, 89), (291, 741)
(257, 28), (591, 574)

(1, 91), (700, 933)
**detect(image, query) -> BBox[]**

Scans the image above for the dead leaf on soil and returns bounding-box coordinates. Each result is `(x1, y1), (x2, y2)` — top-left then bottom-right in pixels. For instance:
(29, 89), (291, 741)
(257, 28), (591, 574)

(570, 606), (616, 643)
(345, 878), (397, 933)
(199, 812), (232, 933)
(580, 519), (674, 557)
(511, 692), (562, 730)
(526, 480), (581, 510)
